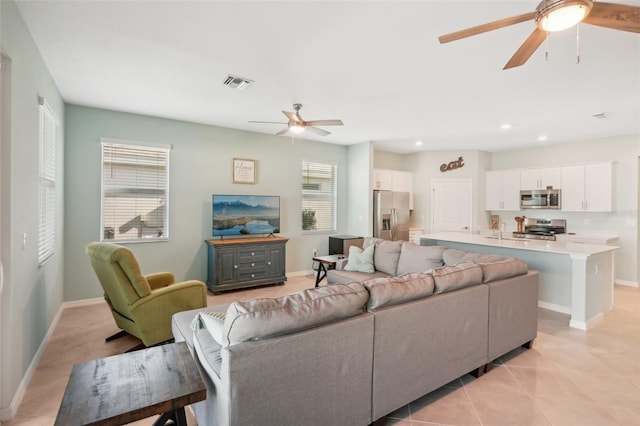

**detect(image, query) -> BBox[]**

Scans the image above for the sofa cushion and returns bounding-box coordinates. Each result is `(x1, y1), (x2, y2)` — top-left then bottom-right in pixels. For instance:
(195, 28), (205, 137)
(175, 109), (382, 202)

(222, 283), (369, 345)
(443, 249), (509, 266)
(396, 243), (446, 275)
(481, 258), (528, 282)
(327, 269), (390, 285)
(430, 262), (483, 294)
(363, 237), (383, 248)
(373, 240), (403, 276)
(344, 244), (375, 273)
(363, 273), (435, 310)
(193, 328), (223, 378)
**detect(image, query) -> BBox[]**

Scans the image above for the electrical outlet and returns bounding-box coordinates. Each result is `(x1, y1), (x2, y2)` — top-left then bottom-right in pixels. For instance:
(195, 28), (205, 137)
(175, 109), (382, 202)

(313, 249), (317, 257)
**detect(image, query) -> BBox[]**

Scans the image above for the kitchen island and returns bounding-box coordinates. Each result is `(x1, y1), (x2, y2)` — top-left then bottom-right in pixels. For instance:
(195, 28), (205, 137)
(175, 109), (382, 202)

(417, 232), (619, 330)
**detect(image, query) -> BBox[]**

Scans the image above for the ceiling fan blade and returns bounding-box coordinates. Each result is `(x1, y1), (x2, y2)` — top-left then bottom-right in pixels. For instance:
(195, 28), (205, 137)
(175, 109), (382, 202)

(305, 126), (330, 136)
(248, 120), (287, 124)
(275, 128), (289, 136)
(503, 28), (547, 70)
(439, 11), (536, 44)
(303, 119), (344, 127)
(583, 2), (640, 33)
(282, 111), (300, 122)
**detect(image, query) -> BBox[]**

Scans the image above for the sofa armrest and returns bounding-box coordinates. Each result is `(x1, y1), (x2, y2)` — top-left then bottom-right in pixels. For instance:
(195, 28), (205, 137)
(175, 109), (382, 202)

(335, 258), (349, 271)
(145, 272), (175, 289)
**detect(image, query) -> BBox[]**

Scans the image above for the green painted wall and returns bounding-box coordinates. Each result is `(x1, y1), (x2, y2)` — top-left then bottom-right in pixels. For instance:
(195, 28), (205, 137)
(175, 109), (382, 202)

(64, 105), (350, 301)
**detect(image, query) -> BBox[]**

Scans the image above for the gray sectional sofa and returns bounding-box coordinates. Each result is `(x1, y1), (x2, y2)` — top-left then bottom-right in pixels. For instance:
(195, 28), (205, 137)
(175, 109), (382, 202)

(172, 240), (539, 426)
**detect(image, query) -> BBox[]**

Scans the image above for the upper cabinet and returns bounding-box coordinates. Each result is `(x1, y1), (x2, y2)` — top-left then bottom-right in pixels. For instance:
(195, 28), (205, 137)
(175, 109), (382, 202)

(373, 168), (414, 209)
(372, 169), (393, 190)
(520, 167), (562, 190)
(561, 163), (613, 212)
(485, 170), (521, 211)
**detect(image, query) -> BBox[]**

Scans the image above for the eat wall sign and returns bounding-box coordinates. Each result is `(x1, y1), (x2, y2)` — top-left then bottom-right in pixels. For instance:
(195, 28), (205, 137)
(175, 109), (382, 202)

(440, 156), (464, 173)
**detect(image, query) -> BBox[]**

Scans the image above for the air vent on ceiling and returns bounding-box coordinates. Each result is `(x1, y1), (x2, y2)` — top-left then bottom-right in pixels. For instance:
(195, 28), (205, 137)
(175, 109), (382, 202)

(223, 74), (253, 91)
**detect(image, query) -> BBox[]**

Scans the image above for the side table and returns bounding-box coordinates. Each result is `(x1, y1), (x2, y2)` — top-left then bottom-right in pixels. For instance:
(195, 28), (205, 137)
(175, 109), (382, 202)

(313, 254), (343, 287)
(55, 341), (206, 426)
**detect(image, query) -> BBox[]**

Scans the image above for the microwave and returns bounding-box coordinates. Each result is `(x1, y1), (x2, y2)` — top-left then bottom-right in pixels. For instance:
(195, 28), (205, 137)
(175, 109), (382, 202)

(520, 189), (561, 209)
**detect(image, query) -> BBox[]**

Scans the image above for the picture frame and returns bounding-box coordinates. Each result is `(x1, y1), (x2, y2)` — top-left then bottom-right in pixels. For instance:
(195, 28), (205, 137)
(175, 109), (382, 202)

(232, 158), (257, 184)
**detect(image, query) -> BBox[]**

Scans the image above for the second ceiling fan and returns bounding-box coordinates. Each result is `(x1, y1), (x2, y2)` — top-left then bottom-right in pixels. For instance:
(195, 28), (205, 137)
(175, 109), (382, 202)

(439, 0), (640, 69)
(250, 103), (343, 136)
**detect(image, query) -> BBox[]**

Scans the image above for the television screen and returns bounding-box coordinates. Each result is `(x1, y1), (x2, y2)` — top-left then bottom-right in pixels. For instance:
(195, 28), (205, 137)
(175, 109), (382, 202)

(212, 194), (280, 237)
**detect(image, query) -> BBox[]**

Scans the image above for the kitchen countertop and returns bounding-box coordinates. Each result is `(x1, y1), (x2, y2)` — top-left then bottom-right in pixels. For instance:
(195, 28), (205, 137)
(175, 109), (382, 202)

(416, 232), (619, 257)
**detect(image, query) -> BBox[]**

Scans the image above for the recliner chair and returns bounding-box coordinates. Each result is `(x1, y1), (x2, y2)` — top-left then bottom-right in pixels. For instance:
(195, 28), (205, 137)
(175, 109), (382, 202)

(86, 242), (207, 349)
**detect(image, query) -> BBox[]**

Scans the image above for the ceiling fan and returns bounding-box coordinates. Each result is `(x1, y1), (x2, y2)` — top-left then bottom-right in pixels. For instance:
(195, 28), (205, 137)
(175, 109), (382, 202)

(439, 0), (640, 69)
(249, 103), (344, 136)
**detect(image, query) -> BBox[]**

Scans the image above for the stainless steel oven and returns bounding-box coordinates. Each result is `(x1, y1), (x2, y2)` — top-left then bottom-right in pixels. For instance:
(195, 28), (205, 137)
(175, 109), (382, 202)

(519, 189), (561, 210)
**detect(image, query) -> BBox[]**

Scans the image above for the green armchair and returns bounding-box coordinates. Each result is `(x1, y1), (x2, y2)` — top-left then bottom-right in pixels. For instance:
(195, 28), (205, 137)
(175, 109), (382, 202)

(86, 242), (207, 348)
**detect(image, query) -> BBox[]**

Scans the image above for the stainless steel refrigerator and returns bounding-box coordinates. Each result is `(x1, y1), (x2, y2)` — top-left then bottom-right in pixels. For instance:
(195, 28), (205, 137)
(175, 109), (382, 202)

(373, 190), (410, 241)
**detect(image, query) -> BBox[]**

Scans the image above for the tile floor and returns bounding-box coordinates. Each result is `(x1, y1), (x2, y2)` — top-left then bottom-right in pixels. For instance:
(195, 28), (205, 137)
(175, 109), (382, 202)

(4, 275), (639, 426)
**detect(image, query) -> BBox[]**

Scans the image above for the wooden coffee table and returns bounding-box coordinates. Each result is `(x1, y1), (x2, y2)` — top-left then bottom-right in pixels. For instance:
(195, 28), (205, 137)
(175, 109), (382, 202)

(55, 341), (205, 426)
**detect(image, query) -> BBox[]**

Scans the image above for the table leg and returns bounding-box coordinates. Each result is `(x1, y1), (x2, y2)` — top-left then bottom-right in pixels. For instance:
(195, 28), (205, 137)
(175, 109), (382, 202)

(315, 263), (327, 287)
(154, 407), (187, 426)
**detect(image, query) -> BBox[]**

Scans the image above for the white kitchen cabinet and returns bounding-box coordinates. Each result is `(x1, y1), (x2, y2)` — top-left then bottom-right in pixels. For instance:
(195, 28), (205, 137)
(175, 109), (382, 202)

(372, 169), (393, 190)
(561, 163), (612, 212)
(520, 167), (562, 190)
(485, 170), (521, 211)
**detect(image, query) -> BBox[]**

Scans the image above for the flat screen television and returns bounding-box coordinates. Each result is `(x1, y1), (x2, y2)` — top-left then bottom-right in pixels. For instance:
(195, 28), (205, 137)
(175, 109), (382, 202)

(212, 194), (280, 237)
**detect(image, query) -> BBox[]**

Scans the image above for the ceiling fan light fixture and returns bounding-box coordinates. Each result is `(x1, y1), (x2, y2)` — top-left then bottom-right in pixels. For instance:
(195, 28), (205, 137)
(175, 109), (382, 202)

(536, 0), (593, 32)
(289, 122), (305, 134)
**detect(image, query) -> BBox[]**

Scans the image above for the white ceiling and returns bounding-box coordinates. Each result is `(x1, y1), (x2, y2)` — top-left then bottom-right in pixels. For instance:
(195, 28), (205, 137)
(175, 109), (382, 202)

(15, 0), (640, 154)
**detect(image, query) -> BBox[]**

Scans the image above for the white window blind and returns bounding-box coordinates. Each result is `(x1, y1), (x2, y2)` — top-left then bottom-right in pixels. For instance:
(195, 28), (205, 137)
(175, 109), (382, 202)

(301, 161), (337, 232)
(38, 98), (58, 265)
(101, 139), (170, 242)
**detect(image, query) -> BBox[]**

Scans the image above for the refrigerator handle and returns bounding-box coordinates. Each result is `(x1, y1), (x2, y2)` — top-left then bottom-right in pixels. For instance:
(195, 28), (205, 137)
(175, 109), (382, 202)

(390, 208), (397, 240)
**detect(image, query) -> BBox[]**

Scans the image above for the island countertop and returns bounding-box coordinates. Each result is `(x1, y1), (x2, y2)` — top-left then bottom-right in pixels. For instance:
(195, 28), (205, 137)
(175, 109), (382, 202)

(416, 232), (618, 257)
(417, 231), (618, 330)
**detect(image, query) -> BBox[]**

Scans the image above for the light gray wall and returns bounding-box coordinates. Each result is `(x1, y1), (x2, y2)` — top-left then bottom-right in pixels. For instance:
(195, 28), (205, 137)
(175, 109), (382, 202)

(373, 150), (407, 170)
(490, 134), (639, 284)
(64, 105), (349, 301)
(0, 0), (65, 419)
(347, 142), (373, 238)
(406, 150), (489, 232)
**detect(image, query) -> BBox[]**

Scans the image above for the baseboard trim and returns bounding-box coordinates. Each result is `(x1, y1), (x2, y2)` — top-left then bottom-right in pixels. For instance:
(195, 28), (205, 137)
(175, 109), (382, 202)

(61, 297), (104, 308)
(538, 300), (571, 315)
(287, 270), (315, 278)
(0, 303), (66, 422)
(615, 279), (638, 288)
(570, 313), (604, 331)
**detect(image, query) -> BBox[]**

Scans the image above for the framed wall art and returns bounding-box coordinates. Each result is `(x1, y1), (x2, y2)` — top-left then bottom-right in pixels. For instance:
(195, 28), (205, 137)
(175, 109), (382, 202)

(232, 158), (257, 184)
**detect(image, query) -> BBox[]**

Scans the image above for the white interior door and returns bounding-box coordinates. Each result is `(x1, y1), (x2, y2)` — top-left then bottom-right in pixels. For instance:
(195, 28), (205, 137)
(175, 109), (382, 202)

(431, 179), (472, 233)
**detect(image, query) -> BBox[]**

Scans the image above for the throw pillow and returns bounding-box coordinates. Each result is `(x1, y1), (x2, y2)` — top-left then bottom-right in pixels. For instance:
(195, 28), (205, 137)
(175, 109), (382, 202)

(363, 273), (435, 310)
(396, 243), (446, 275)
(191, 310), (227, 345)
(429, 261), (483, 294)
(373, 240), (403, 276)
(344, 244), (375, 273)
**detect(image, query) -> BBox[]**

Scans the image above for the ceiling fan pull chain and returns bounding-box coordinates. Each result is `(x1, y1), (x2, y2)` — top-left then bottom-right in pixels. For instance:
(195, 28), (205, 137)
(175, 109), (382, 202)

(544, 30), (550, 62)
(576, 24), (581, 64)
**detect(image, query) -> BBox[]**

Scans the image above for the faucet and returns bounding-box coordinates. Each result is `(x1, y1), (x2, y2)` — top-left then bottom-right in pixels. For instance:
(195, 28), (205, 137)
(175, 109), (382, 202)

(498, 222), (506, 241)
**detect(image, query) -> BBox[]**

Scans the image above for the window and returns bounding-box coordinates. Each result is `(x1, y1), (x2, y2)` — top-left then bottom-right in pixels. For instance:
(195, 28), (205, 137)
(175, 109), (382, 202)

(301, 160), (337, 232)
(38, 98), (59, 265)
(101, 139), (170, 242)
